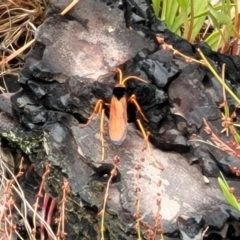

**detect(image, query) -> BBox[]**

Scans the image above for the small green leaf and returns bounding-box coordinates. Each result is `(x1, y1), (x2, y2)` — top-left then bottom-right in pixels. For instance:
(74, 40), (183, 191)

(216, 12), (232, 25)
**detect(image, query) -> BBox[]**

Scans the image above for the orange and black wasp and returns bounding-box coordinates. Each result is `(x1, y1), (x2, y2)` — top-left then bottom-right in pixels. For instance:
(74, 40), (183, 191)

(81, 68), (163, 169)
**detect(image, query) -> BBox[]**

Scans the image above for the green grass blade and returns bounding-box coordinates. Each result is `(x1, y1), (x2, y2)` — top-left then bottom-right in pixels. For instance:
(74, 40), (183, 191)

(152, 0), (161, 18)
(218, 172), (240, 212)
(205, 31), (221, 51)
(177, 0), (190, 39)
(164, 0), (180, 27)
(190, 0), (208, 40)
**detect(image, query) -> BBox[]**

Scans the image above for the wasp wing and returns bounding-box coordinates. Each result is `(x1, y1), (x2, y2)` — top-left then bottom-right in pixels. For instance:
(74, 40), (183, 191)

(109, 96), (128, 145)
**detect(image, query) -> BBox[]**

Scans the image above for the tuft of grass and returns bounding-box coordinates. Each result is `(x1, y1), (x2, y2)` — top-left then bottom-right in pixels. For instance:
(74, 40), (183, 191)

(0, 0), (48, 91)
(0, 0), (47, 49)
(0, 0), (80, 91)
(152, 0), (239, 52)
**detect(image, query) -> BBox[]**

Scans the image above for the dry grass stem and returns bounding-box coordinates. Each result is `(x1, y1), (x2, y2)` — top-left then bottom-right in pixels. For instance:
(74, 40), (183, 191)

(203, 118), (237, 156)
(134, 154), (144, 240)
(98, 156), (120, 240)
(56, 178), (71, 240)
(156, 36), (205, 65)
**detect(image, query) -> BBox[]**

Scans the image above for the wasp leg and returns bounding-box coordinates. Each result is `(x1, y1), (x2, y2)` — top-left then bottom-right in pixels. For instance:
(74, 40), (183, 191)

(80, 99), (106, 162)
(136, 119), (163, 170)
(60, 0), (80, 15)
(128, 95), (148, 122)
(99, 108), (106, 162)
(80, 99), (104, 128)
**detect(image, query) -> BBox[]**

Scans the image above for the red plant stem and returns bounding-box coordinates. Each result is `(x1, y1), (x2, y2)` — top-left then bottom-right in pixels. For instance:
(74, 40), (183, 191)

(231, 14), (240, 55)
(46, 199), (57, 240)
(40, 194), (50, 240)
(61, 182), (67, 237)
(32, 163), (50, 237)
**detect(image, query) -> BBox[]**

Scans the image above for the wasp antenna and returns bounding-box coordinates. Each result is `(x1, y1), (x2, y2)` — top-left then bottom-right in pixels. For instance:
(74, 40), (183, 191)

(122, 75), (148, 85)
(115, 67), (123, 84)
